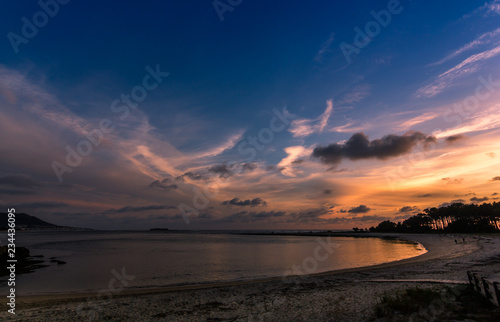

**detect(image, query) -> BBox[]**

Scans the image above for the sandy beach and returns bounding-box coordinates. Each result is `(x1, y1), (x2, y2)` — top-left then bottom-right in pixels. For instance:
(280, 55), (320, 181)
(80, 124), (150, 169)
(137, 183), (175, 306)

(2, 233), (499, 321)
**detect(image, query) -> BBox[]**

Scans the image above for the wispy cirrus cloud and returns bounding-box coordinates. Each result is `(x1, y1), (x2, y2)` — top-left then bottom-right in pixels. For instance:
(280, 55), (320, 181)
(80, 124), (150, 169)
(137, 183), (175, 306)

(0, 67), (92, 137)
(397, 112), (438, 130)
(338, 84), (371, 105)
(314, 32), (335, 63)
(289, 100), (333, 138)
(429, 28), (500, 66)
(433, 104), (500, 138)
(191, 130), (244, 159)
(329, 120), (370, 133)
(464, 0), (500, 18)
(277, 145), (313, 177)
(417, 45), (500, 97)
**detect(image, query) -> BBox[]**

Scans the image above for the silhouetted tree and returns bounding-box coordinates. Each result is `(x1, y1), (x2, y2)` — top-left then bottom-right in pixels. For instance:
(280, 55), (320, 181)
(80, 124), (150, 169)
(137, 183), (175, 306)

(371, 202), (500, 233)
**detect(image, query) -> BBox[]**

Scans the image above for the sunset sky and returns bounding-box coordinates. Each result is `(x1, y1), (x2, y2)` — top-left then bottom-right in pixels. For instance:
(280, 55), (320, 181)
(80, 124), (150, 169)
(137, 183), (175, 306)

(1, 0), (500, 230)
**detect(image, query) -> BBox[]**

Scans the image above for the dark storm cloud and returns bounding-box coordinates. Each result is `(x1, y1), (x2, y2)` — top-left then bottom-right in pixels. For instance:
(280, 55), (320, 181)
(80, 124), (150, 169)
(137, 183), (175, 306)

(398, 206), (419, 213)
(445, 135), (465, 144)
(348, 205), (371, 214)
(222, 197), (267, 207)
(103, 205), (176, 214)
(312, 131), (436, 165)
(470, 196), (489, 203)
(0, 174), (39, 188)
(149, 178), (178, 190)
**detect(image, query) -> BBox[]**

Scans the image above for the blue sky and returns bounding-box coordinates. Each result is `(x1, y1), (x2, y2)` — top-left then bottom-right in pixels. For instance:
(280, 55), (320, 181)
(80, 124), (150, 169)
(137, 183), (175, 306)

(1, 0), (500, 230)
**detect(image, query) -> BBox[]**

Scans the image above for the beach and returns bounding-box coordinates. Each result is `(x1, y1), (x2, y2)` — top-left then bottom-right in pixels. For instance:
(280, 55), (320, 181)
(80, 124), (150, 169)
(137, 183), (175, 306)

(2, 233), (499, 321)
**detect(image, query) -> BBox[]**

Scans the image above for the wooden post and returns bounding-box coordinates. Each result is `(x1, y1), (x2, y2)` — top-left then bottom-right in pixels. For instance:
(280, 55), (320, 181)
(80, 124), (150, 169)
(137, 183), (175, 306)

(467, 271), (475, 289)
(494, 282), (500, 307)
(482, 278), (497, 306)
(473, 273), (485, 296)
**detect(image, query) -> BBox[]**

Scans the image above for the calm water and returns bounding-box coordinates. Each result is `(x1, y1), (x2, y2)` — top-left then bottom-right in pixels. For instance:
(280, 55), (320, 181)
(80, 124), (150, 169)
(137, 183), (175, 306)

(1, 231), (426, 295)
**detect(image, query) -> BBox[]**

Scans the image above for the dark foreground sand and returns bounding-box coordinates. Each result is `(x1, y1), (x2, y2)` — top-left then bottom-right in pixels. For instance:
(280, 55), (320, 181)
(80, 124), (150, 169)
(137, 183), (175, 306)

(2, 233), (499, 321)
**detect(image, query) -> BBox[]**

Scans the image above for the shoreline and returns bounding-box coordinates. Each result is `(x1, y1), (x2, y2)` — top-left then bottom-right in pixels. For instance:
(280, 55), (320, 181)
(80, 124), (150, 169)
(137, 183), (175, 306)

(11, 233), (478, 306)
(4, 232), (499, 321)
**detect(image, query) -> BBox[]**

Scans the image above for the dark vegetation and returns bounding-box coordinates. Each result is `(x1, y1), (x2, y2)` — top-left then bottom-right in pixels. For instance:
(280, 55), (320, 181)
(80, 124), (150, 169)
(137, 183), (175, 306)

(367, 202), (500, 233)
(373, 285), (500, 321)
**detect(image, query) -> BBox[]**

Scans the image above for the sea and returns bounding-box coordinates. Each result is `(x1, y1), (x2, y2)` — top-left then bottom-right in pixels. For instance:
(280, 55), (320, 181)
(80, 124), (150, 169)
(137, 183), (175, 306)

(1, 231), (427, 295)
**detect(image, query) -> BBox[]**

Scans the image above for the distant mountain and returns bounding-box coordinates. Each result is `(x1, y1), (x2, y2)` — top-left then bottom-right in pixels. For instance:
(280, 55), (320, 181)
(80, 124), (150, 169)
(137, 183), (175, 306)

(0, 212), (76, 230)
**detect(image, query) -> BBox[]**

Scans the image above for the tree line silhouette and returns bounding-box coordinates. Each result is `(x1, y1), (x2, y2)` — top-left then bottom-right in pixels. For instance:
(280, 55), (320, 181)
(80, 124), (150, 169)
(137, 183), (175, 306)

(369, 202), (500, 233)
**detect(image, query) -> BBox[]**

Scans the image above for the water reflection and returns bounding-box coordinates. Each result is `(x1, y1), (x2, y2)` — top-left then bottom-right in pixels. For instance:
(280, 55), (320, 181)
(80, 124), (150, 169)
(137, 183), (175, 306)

(1, 231), (426, 295)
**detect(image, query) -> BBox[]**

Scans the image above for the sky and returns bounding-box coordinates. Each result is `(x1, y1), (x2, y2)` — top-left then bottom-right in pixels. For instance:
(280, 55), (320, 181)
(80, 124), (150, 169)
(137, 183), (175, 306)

(1, 0), (500, 230)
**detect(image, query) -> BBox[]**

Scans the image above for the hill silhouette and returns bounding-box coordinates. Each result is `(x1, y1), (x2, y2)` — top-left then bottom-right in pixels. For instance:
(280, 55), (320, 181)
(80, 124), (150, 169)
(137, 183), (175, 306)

(1, 212), (60, 230)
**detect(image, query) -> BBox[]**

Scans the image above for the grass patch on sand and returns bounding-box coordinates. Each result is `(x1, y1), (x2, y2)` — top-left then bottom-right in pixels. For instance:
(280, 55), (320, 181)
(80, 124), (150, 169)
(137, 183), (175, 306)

(373, 285), (500, 321)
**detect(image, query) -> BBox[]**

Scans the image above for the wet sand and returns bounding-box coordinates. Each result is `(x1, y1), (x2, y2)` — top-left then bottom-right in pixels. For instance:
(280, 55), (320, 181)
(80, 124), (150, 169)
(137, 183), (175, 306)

(2, 233), (499, 321)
